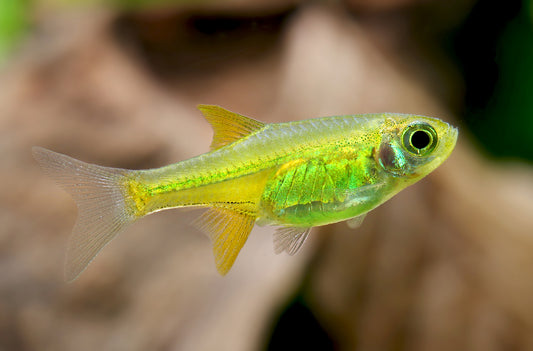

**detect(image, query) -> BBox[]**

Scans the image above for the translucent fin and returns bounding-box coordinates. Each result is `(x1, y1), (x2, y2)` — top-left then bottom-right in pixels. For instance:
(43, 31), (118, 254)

(194, 207), (255, 275)
(197, 104), (265, 150)
(32, 147), (136, 282)
(346, 214), (366, 229)
(340, 183), (386, 207)
(273, 227), (311, 256)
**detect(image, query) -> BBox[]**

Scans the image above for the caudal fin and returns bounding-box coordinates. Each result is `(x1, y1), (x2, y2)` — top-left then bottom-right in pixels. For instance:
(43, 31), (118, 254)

(32, 147), (136, 282)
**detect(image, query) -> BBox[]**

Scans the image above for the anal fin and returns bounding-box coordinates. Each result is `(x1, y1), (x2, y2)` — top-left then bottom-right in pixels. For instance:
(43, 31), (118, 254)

(273, 227), (311, 256)
(194, 207), (255, 275)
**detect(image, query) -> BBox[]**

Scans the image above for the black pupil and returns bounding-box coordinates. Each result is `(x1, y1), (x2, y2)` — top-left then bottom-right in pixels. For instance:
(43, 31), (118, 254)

(411, 130), (430, 149)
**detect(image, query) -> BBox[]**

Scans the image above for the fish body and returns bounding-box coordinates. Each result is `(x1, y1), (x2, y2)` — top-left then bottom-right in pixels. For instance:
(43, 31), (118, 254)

(33, 105), (458, 280)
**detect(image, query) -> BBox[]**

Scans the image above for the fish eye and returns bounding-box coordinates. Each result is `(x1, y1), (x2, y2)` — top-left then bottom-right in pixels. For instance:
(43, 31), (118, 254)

(402, 123), (438, 156)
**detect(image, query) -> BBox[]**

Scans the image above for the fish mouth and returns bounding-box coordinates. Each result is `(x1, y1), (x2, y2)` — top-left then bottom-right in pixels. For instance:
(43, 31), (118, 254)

(446, 125), (459, 151)
(450, 124), (459, 139)
(434, 124), (459, 165)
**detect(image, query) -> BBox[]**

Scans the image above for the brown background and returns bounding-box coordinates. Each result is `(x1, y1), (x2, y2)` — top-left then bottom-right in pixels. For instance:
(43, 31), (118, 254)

(1, 1), (533, 350)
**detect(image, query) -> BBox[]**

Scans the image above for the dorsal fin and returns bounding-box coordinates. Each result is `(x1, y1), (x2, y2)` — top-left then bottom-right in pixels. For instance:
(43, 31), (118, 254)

(197, 104), (265, 150)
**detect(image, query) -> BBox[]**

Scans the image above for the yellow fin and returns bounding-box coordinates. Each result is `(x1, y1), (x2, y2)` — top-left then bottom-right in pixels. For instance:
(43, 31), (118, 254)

(194, 207), (255, 275)
(197, 104), (265, 150)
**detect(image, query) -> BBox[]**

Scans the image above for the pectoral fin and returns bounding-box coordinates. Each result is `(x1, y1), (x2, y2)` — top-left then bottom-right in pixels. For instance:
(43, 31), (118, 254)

(340, 183), (386, 207)
(194, 207), (255, 275)
(273, 227), (311, 255)
(346, 213), (366, 229)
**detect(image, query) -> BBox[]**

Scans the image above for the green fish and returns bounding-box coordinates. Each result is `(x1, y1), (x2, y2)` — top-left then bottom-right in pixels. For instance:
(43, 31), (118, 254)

(33, 105), (458, 281)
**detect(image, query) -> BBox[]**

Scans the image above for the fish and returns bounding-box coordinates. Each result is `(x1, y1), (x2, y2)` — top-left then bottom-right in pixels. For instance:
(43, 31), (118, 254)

(33, 105), (458, 281)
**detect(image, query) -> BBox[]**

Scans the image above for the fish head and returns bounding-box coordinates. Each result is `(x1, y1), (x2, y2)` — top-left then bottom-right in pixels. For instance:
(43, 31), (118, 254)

(375, 114), (458, 180)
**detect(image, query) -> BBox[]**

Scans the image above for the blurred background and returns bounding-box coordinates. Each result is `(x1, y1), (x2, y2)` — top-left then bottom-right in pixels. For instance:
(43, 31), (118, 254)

(1, 0), (533, 350)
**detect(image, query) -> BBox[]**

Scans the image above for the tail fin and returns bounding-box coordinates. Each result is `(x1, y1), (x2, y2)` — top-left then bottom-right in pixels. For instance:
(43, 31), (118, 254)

(32, 147), (136, 282)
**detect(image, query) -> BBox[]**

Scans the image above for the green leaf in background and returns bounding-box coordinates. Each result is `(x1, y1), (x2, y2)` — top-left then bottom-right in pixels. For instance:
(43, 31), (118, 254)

(478, 1), (533, 161)
(457, 0), (533, 162)
(111, 0), (203, 8)
(0, 0), (30, 61)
